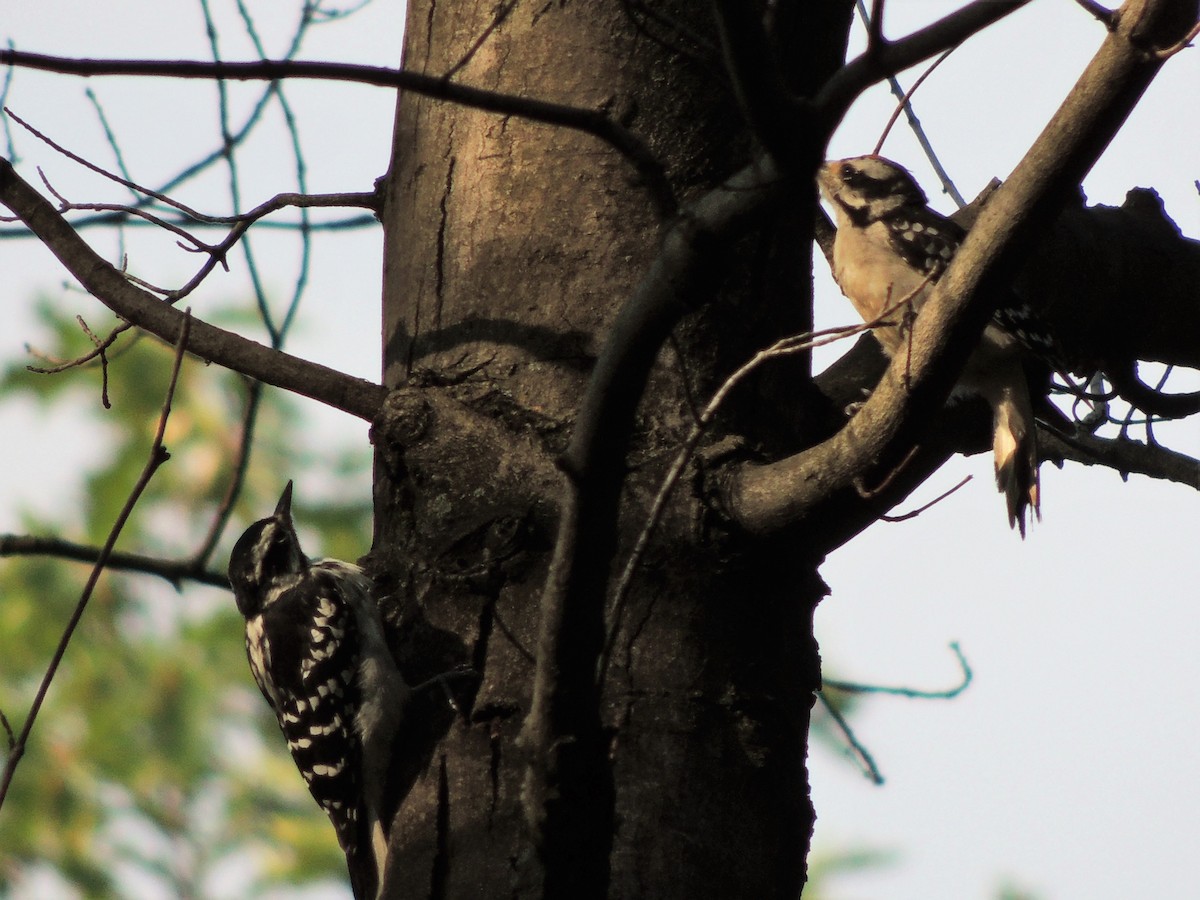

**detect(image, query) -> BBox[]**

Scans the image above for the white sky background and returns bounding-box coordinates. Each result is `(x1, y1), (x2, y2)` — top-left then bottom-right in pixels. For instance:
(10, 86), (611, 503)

(1, 2), (1198, 899)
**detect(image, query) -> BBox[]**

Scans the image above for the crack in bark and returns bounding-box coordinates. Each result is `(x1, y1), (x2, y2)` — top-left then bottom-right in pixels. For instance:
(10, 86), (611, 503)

(471, 590), (497, 675)
(430, 754), (450, 900)
(434, 150), (456, 331)
(488, 716), (503, 829)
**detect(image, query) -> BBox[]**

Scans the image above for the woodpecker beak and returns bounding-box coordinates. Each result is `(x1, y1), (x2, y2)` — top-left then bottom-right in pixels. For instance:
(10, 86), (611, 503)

(274, 480), (294, 519)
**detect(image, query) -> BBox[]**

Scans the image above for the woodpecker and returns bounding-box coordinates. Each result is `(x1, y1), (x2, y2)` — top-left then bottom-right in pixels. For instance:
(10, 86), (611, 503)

(228, 482), (405, 899)
(817, 155), (1040, 535)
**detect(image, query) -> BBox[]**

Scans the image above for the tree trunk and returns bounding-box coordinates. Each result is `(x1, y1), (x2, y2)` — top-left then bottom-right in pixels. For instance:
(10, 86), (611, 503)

(373, 2), (850, 897)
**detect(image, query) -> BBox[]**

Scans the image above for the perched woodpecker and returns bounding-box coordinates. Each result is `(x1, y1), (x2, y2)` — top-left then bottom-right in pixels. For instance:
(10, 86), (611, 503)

(228, 482), (406, 899)
(817, 154), (1040, 535)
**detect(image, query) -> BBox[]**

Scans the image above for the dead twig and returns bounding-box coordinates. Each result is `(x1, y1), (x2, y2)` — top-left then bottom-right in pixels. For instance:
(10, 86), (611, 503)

(879, 474), (972, 522)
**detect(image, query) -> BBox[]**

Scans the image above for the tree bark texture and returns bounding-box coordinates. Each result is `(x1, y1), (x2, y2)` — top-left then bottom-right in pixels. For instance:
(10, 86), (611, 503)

(373, 2), (850, 897)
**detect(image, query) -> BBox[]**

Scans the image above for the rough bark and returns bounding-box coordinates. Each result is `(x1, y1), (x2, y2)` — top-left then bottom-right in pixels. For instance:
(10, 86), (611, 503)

(362, 0), (1198, 897)
(372, 1), (847, 897)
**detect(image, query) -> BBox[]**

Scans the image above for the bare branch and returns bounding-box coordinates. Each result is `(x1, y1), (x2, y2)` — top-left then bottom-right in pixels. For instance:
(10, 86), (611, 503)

(1156, 19), (1200, 57)
(0, 313), (191, 811)
(0, 157), (388, 421)
(1107, 361), (1200, 418)
(1073, 0), (1118, 27)
(724, 0), (1199, 541)
(189, 379), (262, 569)
(813, 1), (1033, 134)
(0, 50), (675, 216)
(8, 106), (236, 224)
(1039, 427), (1200, 488)
(0, 534), (228, 589)
(878, 474), (973, 522)
(816, 692), (884, 785)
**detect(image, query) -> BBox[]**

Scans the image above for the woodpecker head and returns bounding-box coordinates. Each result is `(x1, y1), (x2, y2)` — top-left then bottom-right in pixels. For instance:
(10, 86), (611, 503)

(818, 155), (928, 226)
(228, 481), (307, 617)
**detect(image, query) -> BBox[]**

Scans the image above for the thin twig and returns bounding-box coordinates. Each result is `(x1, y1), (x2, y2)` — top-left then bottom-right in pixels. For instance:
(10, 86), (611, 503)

(871, 47), (957, 158)
(75, 315), (112, 407)
(879, 474), (972, 522)
(600, 302), (929, 684)
(853, 444), (920, 499)
(83, 88), (138, 195)
(856, 1), (966, 207)
(0, 312), (192, 812)
(817, 691), (884, 784)
(11, 105), (371, 321)
(0, 49), (676, 217)
(0, 158), (389, 421)
(1072, 0), (1116, 26)
(25, 315), (127, 378)
(0, 709), (14, 750)
(7, 108), (227, 224)
(189, 378), (262, 568)
(824, 643), (973, 698)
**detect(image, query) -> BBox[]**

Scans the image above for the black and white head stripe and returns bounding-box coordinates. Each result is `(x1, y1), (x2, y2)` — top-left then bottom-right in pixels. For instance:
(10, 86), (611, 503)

(821, 155), (928, 224)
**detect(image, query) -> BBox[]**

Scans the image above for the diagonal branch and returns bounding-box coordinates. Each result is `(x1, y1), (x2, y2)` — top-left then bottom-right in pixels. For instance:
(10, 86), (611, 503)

(518, 0), (1047, 881)
(0, 314), (192, 811)
(723, 0), (1199, 543)
(0, 157), (389, 421)
(520, 156), (789, 895)
(812, 0), (1033, 134)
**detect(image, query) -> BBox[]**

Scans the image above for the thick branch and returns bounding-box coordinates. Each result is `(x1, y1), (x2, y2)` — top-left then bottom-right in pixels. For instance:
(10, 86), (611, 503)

(1039, 428), (1200, 488)
(1107, 360), (1200, 417)
(718, 0), (1031, 170)
(519, 0), (1044, 872)
(1014, 189), (1200, 373)
(724, 0), (1199, 541)
(812, 0), (1033, 133)
(0, 157), (388, 421)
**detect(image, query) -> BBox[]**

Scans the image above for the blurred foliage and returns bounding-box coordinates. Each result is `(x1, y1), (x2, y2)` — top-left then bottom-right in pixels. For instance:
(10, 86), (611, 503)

(0, 303), (372, 898)
(802, 845), (898, 900)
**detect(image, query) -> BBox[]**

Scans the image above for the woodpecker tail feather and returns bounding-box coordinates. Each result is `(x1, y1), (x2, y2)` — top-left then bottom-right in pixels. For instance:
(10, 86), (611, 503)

(990, 379), (1040, 538)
